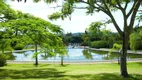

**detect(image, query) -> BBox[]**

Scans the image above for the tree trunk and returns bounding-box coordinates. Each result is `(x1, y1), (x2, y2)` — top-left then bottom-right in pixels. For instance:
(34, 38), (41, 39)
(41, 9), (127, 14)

(120, 32), (129, 77)
(118, 53), (120, 64)
(35, 44), (38, 66)
(61, 56), (64, 66)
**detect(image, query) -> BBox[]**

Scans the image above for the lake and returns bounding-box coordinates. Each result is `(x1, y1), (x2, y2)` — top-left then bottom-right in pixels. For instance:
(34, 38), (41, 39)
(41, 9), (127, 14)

(7, 48), (142, 62)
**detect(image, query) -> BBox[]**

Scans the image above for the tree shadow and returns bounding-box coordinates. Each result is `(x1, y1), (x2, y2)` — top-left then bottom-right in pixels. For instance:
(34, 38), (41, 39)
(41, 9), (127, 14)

(0, 68), (65, 79)
(58, 64), (70, 67)
(0, 68), (142, 80)
(37, 64), (51, 67)
(67, 73), (142, 80)
(136, 62), (142, 65)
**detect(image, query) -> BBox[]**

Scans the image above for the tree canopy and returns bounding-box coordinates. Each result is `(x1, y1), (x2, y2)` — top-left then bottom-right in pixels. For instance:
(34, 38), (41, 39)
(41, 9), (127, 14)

(0, 1), (66, 66)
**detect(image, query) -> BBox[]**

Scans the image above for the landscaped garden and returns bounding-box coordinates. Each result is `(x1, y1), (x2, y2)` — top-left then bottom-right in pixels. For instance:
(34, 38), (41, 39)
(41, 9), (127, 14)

(0, 0), (142, 80)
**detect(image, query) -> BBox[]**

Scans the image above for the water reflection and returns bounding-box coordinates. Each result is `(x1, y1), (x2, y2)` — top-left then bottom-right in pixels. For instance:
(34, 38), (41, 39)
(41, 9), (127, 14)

(90, 50), (142, 60)
(82, 49), (93, 59)
(8, 49), (142, 61)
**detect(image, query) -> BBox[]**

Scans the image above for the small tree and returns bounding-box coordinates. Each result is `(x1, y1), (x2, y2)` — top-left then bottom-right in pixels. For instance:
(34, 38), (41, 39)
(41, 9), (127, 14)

(110, 43), (122, 64)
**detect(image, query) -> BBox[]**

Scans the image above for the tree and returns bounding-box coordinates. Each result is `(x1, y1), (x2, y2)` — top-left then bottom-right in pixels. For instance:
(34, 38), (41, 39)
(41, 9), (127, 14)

(48, 0), (141, 77)
(12, 0), (142, 77)
(109, 43), (122, 64)
(87, 21), (103, 41)
(0, 5), (65, 66)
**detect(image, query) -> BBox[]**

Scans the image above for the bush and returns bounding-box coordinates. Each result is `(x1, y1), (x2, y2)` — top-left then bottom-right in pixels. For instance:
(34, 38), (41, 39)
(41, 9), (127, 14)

(90, 41), (108, 48)
(114, 41), (122, 44)
(0, 54), (8, 67)
(81, 42), (89, 46)
(14, 43), (25, 50)
(130, 32), (142, 50)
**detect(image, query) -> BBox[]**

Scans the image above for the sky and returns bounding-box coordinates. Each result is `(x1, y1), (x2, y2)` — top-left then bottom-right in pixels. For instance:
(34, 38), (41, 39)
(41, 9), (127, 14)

(6, 0), (141, 33)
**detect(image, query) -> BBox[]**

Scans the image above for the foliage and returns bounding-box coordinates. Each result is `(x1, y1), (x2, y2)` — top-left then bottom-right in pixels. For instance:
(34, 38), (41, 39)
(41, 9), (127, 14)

(109, 43), (122, 53)
(1, 1), (66, 66)
(70, 36), (83, 43)
(130, 29), (142, 50)
(0, 53), (8, 67)
(112, 43), (122, 50)
(86, 21), (103, 41)
(85, 21), (121, 48)
(90, 41), (108, 48)
(0, 29), (13, 53)
(13, 42), (25, 50)
(63, 32), (83, 46)
(48, 12), (63, 20)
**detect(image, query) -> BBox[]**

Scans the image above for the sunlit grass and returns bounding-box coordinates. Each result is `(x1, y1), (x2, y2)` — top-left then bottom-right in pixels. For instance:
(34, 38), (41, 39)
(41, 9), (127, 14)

(0, 62), (142, 80)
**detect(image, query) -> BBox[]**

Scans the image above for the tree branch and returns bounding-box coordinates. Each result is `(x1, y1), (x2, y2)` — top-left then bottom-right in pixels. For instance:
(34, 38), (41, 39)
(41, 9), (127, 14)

(48, 5), (88, 9)
(95, 3), (108, 13)
(129, 0), (142, 28)
(124, 1), (129, 10)
(103, 1), (123, 37)
(126, 1), (137, 18)
(116, 0), (128, 30)
(116, 0), (123, 10)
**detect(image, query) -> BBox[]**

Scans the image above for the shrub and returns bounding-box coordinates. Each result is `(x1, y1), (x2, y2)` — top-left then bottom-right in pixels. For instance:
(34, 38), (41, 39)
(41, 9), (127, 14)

(14, 43), (25, 50)
(0, 54), (8, 67)
(130, 32), (142, 50)
(90, 41), (108, 48)
(114, 41), (122, 44)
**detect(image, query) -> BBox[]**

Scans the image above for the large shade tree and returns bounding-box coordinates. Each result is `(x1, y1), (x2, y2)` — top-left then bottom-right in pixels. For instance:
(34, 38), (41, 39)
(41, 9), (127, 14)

(48, 0), (142, 77)
(5, 12), (65, 66)
(10, 0), (142, 77)
(1, 1), (66, 66)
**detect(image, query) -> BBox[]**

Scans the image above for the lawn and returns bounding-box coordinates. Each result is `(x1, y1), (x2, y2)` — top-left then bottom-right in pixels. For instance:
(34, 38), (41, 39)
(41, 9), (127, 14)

(0, 62), (142, 80)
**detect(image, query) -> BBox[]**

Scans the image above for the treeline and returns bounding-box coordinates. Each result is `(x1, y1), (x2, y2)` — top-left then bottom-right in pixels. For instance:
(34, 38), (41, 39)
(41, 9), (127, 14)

(63, 21), (142, 50)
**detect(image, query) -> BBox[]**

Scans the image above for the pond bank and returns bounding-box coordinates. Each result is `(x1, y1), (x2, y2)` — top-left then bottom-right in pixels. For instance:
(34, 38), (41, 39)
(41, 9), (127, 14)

(89, 48), (142, 54)
(4, 47), (142, 54)
(7, 58), (142, 64)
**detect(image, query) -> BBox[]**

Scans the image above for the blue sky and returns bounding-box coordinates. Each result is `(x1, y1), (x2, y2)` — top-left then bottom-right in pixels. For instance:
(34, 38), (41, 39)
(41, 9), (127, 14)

(6, 0), (141, 33)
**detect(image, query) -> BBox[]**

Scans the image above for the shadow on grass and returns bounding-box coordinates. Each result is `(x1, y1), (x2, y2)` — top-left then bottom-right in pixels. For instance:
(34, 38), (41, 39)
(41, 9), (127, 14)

(0, 68), (142, 80)
(136, 62), (142, 65)
(57, 64), (70, 67)
(66, 73), (142, 80)
(0, 68), (65, 79)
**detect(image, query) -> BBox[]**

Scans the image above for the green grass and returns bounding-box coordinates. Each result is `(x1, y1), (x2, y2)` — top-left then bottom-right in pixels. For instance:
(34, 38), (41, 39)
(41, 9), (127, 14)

(0, 62), (142, 80)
